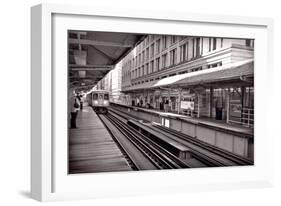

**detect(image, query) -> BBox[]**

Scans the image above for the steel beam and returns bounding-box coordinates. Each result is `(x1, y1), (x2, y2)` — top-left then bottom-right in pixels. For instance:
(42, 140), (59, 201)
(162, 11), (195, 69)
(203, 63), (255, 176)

(68, 38), (133, 48)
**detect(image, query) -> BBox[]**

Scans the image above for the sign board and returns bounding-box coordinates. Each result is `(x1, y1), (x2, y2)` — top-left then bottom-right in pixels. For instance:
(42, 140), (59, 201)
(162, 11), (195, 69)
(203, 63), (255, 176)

(229, 100), (242, 120)
(181, 101), (194, 110)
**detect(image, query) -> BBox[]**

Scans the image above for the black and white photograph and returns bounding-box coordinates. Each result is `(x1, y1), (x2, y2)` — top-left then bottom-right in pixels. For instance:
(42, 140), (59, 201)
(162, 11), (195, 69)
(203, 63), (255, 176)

(68, 30), (254, 174)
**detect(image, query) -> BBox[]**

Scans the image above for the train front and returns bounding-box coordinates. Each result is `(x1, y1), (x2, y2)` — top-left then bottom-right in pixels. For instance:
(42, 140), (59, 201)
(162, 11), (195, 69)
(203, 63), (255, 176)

(92, 91), (109, 114)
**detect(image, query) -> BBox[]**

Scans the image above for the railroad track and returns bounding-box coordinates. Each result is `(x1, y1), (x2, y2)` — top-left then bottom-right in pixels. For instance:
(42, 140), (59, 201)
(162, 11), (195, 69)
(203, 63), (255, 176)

(99, 111), (191, 170)
(153, 124), (253, 166)
(108, 107), (253, 167)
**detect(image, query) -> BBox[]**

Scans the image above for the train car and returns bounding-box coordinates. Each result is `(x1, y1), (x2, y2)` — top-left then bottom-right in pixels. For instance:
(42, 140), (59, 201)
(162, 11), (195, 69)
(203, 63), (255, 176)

(87, 90), (110, 114)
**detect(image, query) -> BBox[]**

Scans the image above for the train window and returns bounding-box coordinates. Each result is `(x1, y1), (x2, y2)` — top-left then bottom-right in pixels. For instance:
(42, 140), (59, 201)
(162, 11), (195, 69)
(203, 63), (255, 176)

(98, 94), (103, 100)
(92, 93), (98, 99)
(104, 93), (109, 100)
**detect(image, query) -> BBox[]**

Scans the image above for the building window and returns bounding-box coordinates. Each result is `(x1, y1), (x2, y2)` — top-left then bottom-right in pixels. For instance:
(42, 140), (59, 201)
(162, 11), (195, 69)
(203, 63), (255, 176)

(163, 36), (168, 49)
(196, 37), (200, 57)
(170, 49), (177, 66)
(146, 48), (149, 61)
(145, 37), (148, 47)
(221, 38), (223, 48)
(142, 66), (144, 76)
(151, 43), (154, 57)
(246, 39), (251, 47)
(138, 54), (141, 66)
(156, 39), (161, 53)
(213, 38), (217, 50)
(179, 36), (185, 41)
(162, 53), (167, 69)
(146, 63), (149, 75)
(156, 57), (160, 71)
(171, 36), (177, 44)
(192, 39), (195, 58)
(180, 43), (188, 62)
(209, 38), (211, 52)
(142, 51), (145, 63)
(150, 35), (154, 42)
(151, 60), (154, 73)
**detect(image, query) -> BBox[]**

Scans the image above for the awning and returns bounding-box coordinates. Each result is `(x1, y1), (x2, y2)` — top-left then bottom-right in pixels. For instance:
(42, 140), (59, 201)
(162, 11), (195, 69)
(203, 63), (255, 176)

(123, 59), (253, 92)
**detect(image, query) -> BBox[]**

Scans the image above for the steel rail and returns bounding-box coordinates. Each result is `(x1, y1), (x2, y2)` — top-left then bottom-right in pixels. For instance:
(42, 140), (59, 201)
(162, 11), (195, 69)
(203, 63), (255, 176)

(105, 112), (191, 169)
(109, 107), (253, 166)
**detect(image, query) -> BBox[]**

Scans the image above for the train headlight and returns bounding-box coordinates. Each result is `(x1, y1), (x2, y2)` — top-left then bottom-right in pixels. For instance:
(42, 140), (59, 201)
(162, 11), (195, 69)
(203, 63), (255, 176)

(93, 100), (98, 104)
(104, 100), (108, 105)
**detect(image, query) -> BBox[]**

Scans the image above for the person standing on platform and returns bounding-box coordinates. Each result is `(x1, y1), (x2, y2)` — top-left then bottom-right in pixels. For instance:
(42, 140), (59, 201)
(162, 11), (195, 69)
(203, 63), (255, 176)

(79, 93), (83, 111)
(69, 89), (80, 129)
(215, 97), (223, 120)
(164, 99), (169, 112)
(76, 94), (81, 111)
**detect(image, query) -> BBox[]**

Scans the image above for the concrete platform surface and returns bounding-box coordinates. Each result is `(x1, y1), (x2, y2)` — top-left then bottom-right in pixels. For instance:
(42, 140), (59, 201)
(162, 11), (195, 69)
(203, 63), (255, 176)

(69, 106), (131, 174)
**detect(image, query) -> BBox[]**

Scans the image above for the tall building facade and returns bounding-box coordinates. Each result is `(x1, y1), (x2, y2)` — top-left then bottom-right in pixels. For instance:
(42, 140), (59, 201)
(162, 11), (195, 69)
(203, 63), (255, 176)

(121, 35), (254, 127)
(95, 62), (123, 103)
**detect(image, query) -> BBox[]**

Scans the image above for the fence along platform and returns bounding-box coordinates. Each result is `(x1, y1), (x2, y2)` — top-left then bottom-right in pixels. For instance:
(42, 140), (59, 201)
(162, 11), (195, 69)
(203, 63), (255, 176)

(69, 106), (131, 174)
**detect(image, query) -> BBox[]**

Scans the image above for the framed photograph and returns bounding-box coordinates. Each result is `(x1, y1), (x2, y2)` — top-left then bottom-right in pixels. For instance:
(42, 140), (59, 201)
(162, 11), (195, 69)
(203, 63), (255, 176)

(31, 3), (274, 201)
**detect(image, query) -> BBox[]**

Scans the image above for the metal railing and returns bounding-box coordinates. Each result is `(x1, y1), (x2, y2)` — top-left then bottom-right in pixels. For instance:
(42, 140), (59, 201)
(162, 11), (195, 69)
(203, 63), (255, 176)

(229, 107), (254, 127)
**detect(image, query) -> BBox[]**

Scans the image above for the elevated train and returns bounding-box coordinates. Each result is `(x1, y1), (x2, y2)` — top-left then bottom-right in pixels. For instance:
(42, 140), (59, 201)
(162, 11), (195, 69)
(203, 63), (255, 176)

(87, 90), (110, 114)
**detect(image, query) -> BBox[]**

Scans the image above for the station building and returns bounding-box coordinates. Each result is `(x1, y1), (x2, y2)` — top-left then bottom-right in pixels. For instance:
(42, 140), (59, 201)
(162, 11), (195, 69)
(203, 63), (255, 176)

(94, 62), (124, 103)
(121, 35), (254, 127)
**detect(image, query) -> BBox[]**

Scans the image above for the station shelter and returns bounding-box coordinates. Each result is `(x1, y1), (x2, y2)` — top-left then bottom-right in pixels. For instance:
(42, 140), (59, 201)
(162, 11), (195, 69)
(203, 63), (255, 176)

(123, 59), (254, 127)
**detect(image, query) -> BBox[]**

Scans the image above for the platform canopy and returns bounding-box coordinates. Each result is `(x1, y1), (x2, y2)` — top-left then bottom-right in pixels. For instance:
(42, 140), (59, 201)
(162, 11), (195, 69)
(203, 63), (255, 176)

(68, 30), (145, 91)
(123, 59), (254, 92)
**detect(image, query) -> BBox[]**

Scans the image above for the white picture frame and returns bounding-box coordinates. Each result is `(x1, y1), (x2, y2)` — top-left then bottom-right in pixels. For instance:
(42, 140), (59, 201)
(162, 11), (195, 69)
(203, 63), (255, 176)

(31, 3), (274, 202)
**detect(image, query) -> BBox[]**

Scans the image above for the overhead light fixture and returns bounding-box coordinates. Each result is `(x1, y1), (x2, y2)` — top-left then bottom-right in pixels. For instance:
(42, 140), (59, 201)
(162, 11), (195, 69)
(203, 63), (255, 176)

(78, 70), (86, 78)
(73, 50), (87, 65)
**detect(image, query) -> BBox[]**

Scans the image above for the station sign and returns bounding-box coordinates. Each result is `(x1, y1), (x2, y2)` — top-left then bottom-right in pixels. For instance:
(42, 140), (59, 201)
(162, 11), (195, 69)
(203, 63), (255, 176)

(181, 101), (194, 110)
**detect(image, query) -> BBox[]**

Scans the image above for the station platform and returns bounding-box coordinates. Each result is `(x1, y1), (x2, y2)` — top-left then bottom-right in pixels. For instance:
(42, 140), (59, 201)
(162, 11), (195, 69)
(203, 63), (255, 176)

(110, 102), (253, 137)
(141, 108), (253, 136)
(68, 106), (131, 174)
(110, 102), (254, 159)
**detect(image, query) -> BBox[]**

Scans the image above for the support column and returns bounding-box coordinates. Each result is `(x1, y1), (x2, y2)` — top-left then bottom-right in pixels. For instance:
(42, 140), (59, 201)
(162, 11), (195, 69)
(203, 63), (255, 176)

(226, 88), (230, 123)
(178, 88), (182, 114)
(241, 86), (245, 125)
(168, 89), (171, 112)
(197, 93), (200, 118)
(210, 87), (213, 118)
